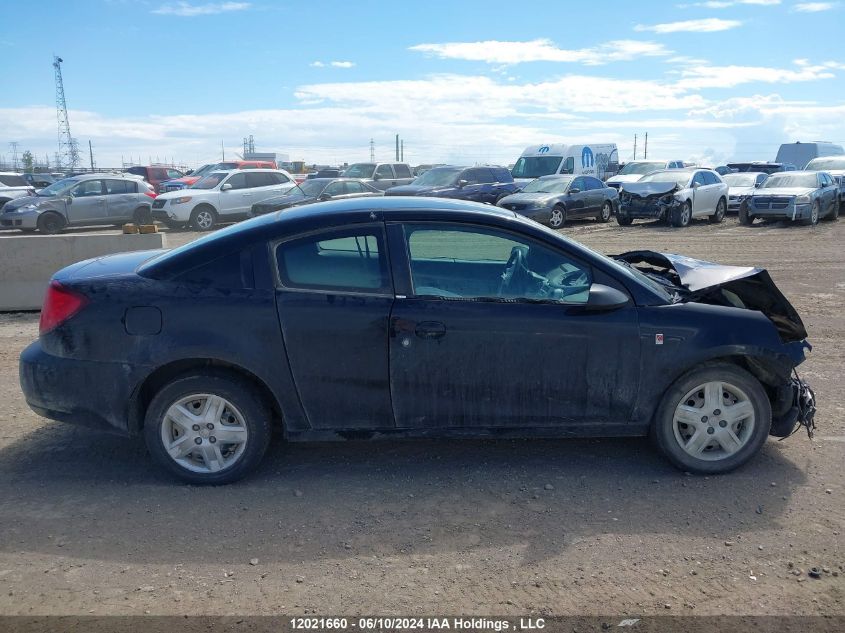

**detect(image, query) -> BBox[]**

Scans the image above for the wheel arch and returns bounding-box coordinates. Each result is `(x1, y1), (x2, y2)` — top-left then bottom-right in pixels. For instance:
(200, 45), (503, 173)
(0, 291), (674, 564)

(129, 358), (284, 435)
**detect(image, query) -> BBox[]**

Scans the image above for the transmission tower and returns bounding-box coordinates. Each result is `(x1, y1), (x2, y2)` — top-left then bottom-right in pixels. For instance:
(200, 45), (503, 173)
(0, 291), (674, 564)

(53, 56), (80, 169)
(369, 138), (375, 162)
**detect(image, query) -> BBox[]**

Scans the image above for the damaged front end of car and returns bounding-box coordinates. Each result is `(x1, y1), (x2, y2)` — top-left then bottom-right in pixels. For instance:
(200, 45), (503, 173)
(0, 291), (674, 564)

(615, 250), (816, 439)
(619, 182), (683, 220)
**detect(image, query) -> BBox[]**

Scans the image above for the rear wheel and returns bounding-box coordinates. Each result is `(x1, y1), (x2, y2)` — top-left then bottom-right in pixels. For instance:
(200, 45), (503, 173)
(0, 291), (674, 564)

(37, 212), (66, 235)
(671, 201), (692, 227)
(143, 372), (273, 485)
(652, 363), (771, 474)
(549, 204), (566, 228)
(133, 206), (153, 225)
(597, 201), (612, 223)
(189, 205), (217, 231)
(709, 198), (726, 223)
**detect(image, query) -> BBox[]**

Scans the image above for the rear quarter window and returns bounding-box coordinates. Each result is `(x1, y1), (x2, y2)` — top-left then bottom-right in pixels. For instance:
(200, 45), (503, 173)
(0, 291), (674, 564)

(393, 164), (412, 178)
(173, 252), (247, 289)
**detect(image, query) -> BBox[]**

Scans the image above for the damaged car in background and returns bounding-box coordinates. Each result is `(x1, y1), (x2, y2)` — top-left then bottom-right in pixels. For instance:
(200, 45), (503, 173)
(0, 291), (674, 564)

(617, 168), (728, 227)
(19, 198), (815, 484)
(742, 170), (840, 226)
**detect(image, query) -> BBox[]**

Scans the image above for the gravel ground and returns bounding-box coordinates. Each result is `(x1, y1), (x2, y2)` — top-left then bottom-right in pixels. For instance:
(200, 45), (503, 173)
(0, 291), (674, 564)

(0, 216), (842, 616)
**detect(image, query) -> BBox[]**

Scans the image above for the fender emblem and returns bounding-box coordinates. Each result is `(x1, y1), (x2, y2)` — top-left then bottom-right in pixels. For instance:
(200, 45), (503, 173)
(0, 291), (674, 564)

(655, 333), (664, 345)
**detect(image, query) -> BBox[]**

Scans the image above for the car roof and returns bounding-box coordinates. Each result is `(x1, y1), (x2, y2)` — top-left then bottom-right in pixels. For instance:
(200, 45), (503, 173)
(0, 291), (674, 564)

(537, 174), (574, 180)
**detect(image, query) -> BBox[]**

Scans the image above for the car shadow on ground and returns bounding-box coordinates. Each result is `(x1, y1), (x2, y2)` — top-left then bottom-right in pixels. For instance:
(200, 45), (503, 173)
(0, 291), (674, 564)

(0, 422), (807, 566)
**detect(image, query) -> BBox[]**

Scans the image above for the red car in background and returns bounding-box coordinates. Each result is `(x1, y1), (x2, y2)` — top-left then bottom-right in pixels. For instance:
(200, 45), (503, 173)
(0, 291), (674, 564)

(126, 165), (185, 193)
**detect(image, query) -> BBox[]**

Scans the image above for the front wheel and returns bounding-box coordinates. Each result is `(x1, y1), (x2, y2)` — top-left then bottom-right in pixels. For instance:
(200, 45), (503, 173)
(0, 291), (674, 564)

(597, 201), (612, 223)
(709, 198), (726, 224)
(549, 205), (566, 228)
(37, 212), (66, 234)
(651, 363), (771, 474)
(189, 205), (217, 231)
(143, 372), (273, 485)
(671, 202), (692, 227)
(616, 213), (633, 226)
(800, 201), (820, 226)
(738, 202), (754, 226)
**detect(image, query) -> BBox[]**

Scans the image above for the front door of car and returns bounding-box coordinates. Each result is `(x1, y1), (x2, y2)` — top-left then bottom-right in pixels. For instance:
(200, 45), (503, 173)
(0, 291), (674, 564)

(372, 164), (396, 191)
(583, 177), (605, 214)
(566, 177), (590, 216)
(217, 172), (250, 217)
(67, 179), (107, 223)
(458, 168), (496, 203)
(819, 173), (836, 213)
(690, 172), (709, 215)
(273, 225), (395, 429)
(104, 179), (137, 221)
(387, 222), (641, 429)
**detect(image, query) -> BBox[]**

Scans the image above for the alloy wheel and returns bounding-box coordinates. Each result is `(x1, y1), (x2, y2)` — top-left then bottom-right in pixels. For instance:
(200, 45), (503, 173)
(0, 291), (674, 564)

(672, 381), (756, 461)
(550, 208), (564, 228)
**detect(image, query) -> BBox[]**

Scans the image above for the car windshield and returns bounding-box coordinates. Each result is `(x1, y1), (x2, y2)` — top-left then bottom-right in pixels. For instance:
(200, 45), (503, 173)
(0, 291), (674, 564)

(761, 174), (818, 189)
(805, 157), (845, 170)
(521, 177), (573, 193)
(618, 162), (665, 175)
(511, 156), (563, 179)
(343, 163), (376, 178)
(36, 178), (77, 196)
(722, 174), (759, 187)
(291, 180), (327, 197)
(638, 171), (692, 187)
(412, 168), (461, 187)
(191, 172), (229, 189)
(188, 164), (215, 178)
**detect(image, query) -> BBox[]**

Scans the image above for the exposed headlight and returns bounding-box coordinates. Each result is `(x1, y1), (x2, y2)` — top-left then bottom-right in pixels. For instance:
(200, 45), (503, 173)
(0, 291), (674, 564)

(794, 195), (811, 204)
(171, 196), (192, 204)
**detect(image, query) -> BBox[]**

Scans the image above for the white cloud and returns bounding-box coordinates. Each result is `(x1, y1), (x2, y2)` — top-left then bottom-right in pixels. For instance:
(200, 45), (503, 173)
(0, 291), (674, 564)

(792, 2), (838, 11)
(151, 2), (250, 16)
(409, 38), (671, 65)
(330, 61), (355, 68)
(676, 62), (837, 88)
(635, 18), (742, 33)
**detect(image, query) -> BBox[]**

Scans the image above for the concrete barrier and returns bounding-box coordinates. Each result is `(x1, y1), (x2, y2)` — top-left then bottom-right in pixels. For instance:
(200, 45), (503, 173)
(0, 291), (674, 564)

(0, 232), (168, 311)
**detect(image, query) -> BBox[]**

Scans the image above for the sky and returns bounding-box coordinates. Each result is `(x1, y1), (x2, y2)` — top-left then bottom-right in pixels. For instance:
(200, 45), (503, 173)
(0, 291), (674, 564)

(1, 0), (844, 169)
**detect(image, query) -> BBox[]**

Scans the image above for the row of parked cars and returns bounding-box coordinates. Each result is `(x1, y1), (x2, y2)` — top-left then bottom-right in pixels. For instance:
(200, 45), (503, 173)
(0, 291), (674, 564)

(2, 149), (845, 233)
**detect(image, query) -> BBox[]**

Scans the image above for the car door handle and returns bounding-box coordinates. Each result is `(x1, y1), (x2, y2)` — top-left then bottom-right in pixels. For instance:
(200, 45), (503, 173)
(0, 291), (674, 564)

(415, 321), (446, 339)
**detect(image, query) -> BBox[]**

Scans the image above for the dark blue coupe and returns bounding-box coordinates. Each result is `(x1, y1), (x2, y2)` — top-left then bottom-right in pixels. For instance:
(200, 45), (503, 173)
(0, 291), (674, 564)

(20, 197), (815, 483)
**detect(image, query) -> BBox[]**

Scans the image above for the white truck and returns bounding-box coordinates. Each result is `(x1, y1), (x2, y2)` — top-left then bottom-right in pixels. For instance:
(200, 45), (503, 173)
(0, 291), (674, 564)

(510, 143), (619, 185)
(0, 173), (37, 211)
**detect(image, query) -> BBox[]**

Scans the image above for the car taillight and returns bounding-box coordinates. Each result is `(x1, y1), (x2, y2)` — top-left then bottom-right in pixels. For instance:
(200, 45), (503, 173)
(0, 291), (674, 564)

(144, 191), (157, 199)
(39, 281), (89, 335)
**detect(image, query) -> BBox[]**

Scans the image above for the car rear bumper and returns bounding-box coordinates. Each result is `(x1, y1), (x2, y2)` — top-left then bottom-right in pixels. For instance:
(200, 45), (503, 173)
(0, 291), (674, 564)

(19, 340), (139, 436)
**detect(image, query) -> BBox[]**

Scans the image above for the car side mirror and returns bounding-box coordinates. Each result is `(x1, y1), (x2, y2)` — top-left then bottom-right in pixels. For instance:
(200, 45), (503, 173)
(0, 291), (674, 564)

(221, 183), (232, 191)
(585, 284), (629, 312)
(457, 179), (468, 188)
(692, 182), (700, 189)
(319, 193), (332, 201)
(569, 187), (580, 194)
(373, 174), (381, 181)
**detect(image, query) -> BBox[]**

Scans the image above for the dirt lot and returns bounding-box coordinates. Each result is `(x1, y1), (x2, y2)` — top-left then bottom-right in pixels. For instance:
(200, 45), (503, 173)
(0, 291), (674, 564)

(0, 217), (842, 616)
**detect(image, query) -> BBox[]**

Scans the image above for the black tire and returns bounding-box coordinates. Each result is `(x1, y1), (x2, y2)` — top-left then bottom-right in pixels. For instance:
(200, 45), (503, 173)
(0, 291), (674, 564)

(709, 198), (726, 224)
(494, 193), (509, 205)
(651, 362), (772, 474)
(36, 212), (66, 235)
(189, 205), (217, 231)
(549, 204), (566, 228)
(738, 202), (754, 226)
(132, 206), (153, 225)
(616, 213), (633, 226)
(800, 201), (820, 226)
(163, 220), (185, 230)
(596, 201), (612, 223)
(143, 371), (273, 485)
(670, 202), (692, 228)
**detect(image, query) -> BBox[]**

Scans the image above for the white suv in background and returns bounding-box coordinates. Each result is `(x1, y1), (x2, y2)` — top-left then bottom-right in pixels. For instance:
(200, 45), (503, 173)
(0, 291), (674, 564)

(152, 169), (296, 231)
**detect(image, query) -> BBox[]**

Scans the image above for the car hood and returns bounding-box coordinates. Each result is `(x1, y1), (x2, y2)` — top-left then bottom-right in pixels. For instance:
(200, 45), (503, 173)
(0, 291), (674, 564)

(607, 174), (644, 184)
(385, 184), (457, 196)
(619, 182), (680, 197)
(752, 187), (816, 197)
(498, 192), (556, 205)
(2, 195), (41, 211)
(728, 186), (755, 196)
(614, 251), (807, 343)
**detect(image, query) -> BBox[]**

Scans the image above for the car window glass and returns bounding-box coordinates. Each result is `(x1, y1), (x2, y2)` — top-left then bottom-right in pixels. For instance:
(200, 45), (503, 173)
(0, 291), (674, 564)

(104, 179), (135, 194)
(345, 181), (364, 194)
(276, 228), (390, 293)
(0, 174), (28, 186)
(72, 180), (103, 197)
(571, 177), (585, 191)
(756, 174), (767, 186)
(324, 182), (345, 196)
(561, 157), (575, 174)
(404, 224), (592, 304)
(273, 172), (290, 184)
(245, 172), (274, 188)
(584, 177), (600, 190)
(393, 164), (412, 178)
(461, 169), (486, 184)
(226, 173), (248, 190)
(375, 164), (393, 179)
(692, 173), (707, 187)
(166, 169), (182, 179)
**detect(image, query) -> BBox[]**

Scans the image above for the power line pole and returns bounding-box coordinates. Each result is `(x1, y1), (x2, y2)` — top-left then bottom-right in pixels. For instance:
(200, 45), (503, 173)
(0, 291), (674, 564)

(221, 140), (225, 161)
(400, 140), (404, 162)
(633, 134), (637, 161)
(53, 55), (79, 169)
(395, 134), (399, 162)
(88, 140), (95, 172)
(369, 138), (375, 162)
(644, 132), (648, 159)
(9, 142), (19, 170)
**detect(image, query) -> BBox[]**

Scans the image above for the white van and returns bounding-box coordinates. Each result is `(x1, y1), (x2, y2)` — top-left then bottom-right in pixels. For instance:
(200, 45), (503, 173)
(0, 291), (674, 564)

(510, 143), (619, 185)
(775, 141), (844, 170)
